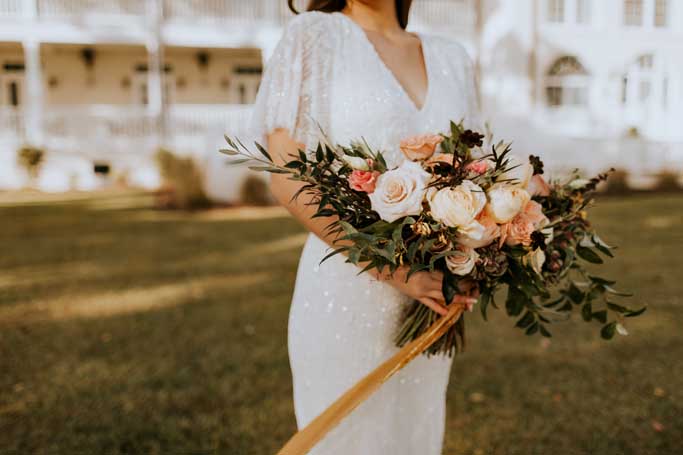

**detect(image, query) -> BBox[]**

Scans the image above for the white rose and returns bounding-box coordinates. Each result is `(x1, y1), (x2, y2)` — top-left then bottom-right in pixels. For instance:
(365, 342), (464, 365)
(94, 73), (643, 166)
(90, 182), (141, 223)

(485, 184), (531, 223)
(445, 246), (479, 276)
(342, 155), (369, 171)
(499, 155), (534, 188)
(524, 248), (546, 275)
(368, 160), (431, 223)
(428, 180), (487, 239)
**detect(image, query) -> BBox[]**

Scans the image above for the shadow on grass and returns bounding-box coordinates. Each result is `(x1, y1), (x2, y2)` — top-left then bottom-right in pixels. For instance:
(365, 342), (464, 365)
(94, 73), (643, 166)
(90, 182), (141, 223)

(1, 192), (682, 454)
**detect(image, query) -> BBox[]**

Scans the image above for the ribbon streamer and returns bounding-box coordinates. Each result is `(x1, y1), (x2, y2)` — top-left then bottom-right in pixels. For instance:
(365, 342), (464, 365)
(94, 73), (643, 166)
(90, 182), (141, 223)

(277, 303), (466, 455)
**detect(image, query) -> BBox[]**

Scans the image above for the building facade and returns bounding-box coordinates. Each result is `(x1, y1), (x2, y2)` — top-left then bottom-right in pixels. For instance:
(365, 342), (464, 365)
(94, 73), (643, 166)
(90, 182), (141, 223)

(0, 0), (681, 196)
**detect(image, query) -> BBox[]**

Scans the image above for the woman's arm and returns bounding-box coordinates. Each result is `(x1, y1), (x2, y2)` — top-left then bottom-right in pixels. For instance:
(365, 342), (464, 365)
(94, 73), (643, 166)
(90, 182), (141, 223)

(267, 129), (475, 315)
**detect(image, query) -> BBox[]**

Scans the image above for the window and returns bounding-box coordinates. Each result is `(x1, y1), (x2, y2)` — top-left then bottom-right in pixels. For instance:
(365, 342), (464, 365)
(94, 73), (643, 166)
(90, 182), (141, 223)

(624, 0), (643, 26)
(547, 0), (565, 22)
(576, 0), (590, 23)
(623, 54), (669, 110)
(655, 0), (668, 27)
(545, 56), (590, 108)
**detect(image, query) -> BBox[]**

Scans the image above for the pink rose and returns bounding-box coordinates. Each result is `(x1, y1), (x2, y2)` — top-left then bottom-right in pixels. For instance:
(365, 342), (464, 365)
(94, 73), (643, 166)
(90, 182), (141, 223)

(465, 159), (490, 175)
(528, 174), (551, 197)
(500, 200), (549, 247)
(459, 212), (501, 248)
(400, 134), (444, 161)
(349, 170), (381, 193)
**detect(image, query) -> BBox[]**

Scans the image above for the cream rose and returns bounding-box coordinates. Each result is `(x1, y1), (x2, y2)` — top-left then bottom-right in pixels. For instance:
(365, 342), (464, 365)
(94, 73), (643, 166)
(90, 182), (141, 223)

(428, 180), (487, 241)
(499, 155), (534, 188)
(485, 184), (531, 224)
(368, 160), (431, 223)
(445, 245), (479, 276)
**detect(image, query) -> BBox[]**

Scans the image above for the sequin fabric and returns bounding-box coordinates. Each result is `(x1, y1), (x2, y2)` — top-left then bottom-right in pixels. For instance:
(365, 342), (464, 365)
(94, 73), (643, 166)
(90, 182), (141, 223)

(249, 11), (481, 455)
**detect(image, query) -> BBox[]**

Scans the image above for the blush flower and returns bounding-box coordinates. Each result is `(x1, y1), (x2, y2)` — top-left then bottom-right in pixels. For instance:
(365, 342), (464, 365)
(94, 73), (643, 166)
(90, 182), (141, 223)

(400, 134), (444, 161)
(349, 170), (381, 193)
(459, 212), (501, 248)
(501, 200), (550, 247)
(445, 245), (479, 276)
(527, 174), (551, 197)
(465, 159), (491, 175)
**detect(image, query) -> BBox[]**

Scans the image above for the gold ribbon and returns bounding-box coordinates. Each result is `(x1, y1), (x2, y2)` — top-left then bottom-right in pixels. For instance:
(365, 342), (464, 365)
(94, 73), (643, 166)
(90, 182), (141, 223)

(277, 303), (465, 455)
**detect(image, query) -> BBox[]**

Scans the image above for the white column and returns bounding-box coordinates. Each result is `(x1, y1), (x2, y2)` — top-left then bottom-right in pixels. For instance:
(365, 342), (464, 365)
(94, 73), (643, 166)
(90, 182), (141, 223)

(146, 0), (164, 117)
(145, 0), (165, 149)
(22, 0), (43, 144)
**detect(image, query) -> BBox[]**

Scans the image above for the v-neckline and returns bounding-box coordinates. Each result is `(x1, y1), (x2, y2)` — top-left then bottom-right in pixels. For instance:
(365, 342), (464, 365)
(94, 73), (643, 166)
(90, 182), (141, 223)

(336, 12), (431, 114)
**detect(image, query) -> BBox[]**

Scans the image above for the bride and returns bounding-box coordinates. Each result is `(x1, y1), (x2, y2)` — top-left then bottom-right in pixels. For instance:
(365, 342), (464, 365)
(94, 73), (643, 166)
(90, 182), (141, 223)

(250, 1), (481, 453)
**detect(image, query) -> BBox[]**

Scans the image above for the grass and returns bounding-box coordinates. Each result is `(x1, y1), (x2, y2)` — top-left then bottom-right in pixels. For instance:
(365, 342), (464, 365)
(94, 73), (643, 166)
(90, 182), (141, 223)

(0, 191), (682, 454)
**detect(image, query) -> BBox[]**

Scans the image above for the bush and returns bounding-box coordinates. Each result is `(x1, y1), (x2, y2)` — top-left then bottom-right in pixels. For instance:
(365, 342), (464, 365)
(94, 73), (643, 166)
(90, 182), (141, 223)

(17, 145), (45, 183)
(154, 148), (211, 209)
(239, 175), (273, 206)
(652, 170), (682, 193)
(602, 169), (631, 195)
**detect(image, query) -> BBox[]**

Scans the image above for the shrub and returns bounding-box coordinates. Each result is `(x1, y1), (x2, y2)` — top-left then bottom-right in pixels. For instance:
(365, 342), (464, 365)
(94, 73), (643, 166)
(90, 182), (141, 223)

(652, 170), (682, 193)
(17, 145), (45, 183)
(154, 148), (211, 209)
(239, 175), (273, 206)
(602, 169), (631, 195)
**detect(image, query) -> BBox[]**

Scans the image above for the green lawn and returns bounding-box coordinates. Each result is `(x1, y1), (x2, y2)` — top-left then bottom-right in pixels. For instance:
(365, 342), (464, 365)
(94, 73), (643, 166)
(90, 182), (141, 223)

(1, 191), (682, 454)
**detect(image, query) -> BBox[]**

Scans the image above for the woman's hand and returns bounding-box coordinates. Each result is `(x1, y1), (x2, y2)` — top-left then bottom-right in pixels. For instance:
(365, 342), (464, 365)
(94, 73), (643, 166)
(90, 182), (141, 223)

(377, 267), (477, 316)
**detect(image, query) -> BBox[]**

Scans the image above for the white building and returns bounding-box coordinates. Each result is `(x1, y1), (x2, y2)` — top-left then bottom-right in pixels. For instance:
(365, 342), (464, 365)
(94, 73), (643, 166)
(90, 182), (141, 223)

(0, 0), (681, 198)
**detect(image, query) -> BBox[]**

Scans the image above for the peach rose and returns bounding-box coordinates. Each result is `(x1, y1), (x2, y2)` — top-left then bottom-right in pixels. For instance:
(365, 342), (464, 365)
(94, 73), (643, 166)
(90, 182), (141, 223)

(349, 170), (381, 193)
(427, 153), (456, 166)
(527, 174), (551, 197)
(459, 212), (501, 248)
(400, 134), (444, 161)
(501, 200), (549, 247)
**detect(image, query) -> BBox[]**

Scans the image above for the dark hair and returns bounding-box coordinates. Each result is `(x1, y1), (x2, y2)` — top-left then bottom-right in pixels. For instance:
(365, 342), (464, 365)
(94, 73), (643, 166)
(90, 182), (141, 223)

(287, 0), (413, 29)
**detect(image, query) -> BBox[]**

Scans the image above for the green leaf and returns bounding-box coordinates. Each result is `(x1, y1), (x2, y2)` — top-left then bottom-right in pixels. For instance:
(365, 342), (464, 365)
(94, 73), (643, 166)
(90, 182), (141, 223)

(516, 311), (535, 329)
(539, 325), (552, 338)
(603, 285), (633, 297)
(480, 290), (491, 321)
(441, 270), (460, 305)
(506, 286), (526, 317)
(592, 310), (608, 324)
(588, 275), (617, 286)
(576, 246), (604, 264)
(601, 322), (617, 340)
(254, 142), (272, 161)
(525, 322), (539, 336)
(566, 282), (585, 304)
(219, 148), (239, 156)
(581, 303), (593, 322)
(625, 306), (647, 318)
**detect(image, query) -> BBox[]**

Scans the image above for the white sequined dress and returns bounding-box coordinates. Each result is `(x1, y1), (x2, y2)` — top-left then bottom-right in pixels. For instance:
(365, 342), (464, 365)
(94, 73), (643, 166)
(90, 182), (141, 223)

(250, 11), (482, 455)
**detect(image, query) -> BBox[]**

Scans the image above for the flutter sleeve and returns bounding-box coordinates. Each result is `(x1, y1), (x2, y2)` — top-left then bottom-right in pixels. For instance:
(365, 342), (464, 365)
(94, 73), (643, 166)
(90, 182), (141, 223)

(249, 12), (333, 151)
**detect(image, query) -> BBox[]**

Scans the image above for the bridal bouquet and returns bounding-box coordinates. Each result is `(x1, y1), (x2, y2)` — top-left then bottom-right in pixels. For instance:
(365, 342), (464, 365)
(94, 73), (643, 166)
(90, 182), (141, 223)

(222, 122), (645, 355)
